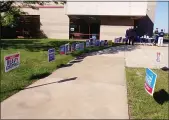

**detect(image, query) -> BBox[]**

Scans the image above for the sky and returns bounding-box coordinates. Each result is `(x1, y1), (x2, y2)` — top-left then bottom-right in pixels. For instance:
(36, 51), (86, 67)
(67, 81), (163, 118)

(154, 1), (168, 33)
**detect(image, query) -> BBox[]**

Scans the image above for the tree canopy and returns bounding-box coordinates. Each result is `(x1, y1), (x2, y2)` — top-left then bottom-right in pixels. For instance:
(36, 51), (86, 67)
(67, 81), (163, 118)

(0, 1), (64, 27)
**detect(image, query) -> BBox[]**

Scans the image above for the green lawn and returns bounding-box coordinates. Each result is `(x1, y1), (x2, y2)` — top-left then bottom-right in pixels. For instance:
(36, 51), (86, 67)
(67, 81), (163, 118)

(1, 39), (123, 102)
(126, 67), (168, 119)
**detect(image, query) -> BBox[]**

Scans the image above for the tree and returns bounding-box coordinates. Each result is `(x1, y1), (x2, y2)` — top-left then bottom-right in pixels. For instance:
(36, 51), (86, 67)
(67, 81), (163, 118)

(0, 1), (64, 27)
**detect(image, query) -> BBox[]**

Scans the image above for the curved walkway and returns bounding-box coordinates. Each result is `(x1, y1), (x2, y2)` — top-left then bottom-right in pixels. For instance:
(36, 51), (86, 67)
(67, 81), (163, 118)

(1, 44), (168, 119)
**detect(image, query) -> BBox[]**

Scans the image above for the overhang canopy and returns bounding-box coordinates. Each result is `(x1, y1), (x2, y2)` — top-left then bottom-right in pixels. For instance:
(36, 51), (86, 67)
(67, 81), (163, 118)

(65, 1), (147, 16)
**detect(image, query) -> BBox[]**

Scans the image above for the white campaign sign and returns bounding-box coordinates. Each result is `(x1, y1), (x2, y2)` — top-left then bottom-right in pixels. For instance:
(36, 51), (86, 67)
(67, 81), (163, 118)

(4, 53), (20, 72)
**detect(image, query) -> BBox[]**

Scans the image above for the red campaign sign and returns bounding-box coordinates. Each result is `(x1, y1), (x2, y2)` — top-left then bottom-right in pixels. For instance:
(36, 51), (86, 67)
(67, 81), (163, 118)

(4, 53), (20, 72)
(145, 68), (157, 96)
(5, 54), (19, 60)
(144, 82), (153, 93)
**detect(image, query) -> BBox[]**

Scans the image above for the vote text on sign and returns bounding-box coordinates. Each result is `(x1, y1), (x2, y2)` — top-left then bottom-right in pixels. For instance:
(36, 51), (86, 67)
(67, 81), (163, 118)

(48, 48), (55, 62)
(4, 53), (20, 72)
(145, 68), (157, 96)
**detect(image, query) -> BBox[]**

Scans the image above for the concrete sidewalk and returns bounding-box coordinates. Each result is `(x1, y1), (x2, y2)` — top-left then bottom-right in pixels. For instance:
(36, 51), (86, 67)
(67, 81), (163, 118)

(125, 45), (168, 68)
(2, 44), (167, 119)
(1, 55), (129, 119)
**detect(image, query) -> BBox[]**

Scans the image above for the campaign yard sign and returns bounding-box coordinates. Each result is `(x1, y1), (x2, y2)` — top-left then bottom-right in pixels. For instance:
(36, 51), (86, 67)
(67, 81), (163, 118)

(59, 45), (65, 54)
(75, 43), (80, 50)
(145, 68), (157, 96)
(48, 48), (55, 62)
(79, 43), (85, 50)
(95, 40), (100, 46)
(71, 43), (76, 52)
(100, 40), (105, 46)
(156, 52), (161, 62)
(89, 39), (94, 46)
(4, 53), (20, 72)
(86, 40), (90, 47)
(65, 43), (70, 54)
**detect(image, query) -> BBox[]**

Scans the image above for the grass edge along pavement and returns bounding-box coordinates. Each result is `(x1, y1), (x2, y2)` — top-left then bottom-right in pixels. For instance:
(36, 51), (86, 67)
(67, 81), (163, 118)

(126, 67), (168, 119)
(1, 39), (124, 102)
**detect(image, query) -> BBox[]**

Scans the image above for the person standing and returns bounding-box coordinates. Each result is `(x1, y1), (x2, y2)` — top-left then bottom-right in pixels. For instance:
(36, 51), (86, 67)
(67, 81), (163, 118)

(158, 29), (165, 47)
(125, 28), (129, 45)
(128, 28), (132, 45)
(132, 28), (137, 45)
(154, 28), (159, 46)
(129, 27), (135, 45)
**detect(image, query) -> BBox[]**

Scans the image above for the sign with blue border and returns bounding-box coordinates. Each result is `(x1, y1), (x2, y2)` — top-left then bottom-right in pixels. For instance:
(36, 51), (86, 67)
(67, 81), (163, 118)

(65, 43), (70, 54)
(100, 40), (105, 46)
(86, 40), (90, 47)
(48, 48), (55, 62)
(71, 43), (76, 52)
(4, 53), (20, 72)
(75, 43), (80, 50)
(59, 45), (65, 54)
(95, 40), (100, 46)
(79, 43), (85, 50)
(145, 68), (157, 96)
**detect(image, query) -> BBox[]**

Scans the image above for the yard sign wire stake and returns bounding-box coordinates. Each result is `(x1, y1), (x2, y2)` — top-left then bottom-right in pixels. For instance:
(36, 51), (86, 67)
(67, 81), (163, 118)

(156, 52), (161, 69)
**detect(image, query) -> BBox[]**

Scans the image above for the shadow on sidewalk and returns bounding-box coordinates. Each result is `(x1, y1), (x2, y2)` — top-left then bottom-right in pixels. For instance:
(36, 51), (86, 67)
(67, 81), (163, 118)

(153, 89), (169, 105)
(1, 77), (77, 95)
(87, 45), (139, 56)
(57, 55), (86, 69)
(57, 45), (139, 69)
(25, 77), (78, 89)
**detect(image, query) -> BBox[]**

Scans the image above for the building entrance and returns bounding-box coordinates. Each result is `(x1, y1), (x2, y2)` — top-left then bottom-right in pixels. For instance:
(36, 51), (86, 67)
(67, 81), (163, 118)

(69, 16), (100, 39)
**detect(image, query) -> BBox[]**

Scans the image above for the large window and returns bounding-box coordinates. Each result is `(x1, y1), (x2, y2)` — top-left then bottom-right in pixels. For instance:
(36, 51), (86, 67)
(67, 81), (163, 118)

(16, 15), (40, 38)
(69, 16), (100, 39)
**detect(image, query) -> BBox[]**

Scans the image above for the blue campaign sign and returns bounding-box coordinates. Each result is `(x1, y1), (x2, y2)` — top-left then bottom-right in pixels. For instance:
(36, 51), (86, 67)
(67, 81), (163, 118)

(79, 43), (85, 50)
(71, 43), (76, 52)
(95, 40), (100, 46)
(75, 43), (80, 50)
(59, 45), (65, 54)
(145, 68), (157, 96)
(100, 40), (105, 46)
(86, 40), (90, 47)
(48, 48), (55, 62)
(65, 43), (70, 54)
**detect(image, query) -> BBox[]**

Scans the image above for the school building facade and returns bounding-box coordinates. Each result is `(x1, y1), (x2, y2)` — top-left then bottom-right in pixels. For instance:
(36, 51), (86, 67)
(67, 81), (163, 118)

(19, 1), (156, 40)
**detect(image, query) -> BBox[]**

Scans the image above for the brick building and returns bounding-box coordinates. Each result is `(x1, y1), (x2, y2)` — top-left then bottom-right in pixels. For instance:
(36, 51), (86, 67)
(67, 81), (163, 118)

(18, 1), (156, 40)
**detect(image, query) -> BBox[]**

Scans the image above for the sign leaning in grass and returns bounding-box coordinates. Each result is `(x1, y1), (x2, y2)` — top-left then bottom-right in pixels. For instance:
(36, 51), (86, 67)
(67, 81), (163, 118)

(145, 68), (157, 96)
(60, 45), (65, 54)
(65, 43), (70, 54)
(48, 48), (55, 62)
(79, 42), (85, 50)
(4, 53), (20, 72)
(86, 40), (90, 47)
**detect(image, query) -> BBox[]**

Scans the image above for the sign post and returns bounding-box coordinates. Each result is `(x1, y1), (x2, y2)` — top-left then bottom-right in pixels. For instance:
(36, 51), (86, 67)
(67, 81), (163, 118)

(4, 53), (20, 72)
(145, 68), (157, 96)
(156, 52), (161, 68)
(48, 48), (55, 62)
